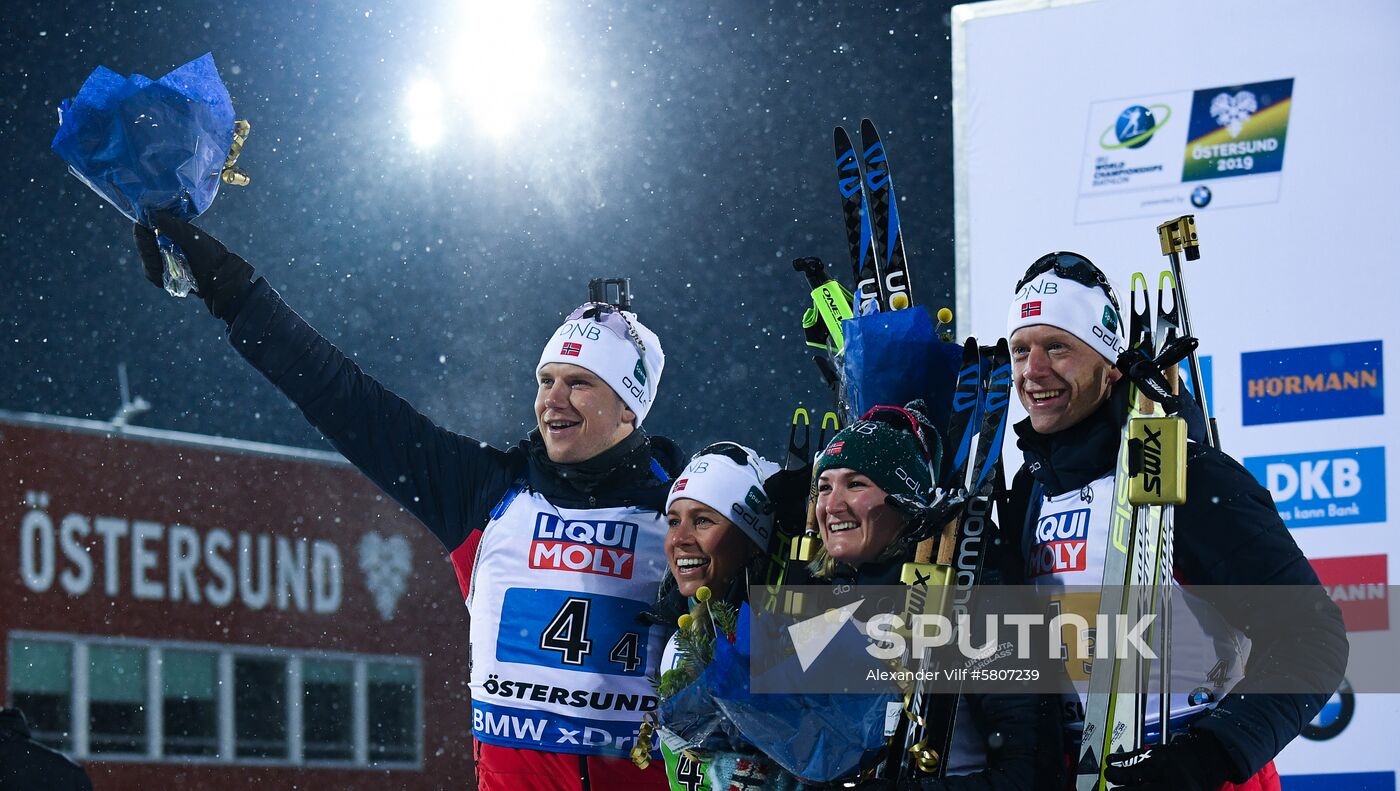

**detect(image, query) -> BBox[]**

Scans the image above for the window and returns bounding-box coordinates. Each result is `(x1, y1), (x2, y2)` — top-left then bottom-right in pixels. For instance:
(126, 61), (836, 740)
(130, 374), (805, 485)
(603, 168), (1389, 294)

(302, 659), (353, 762)
(162, 650), (218, 757)
(7, 640), (71, 751)
(7, 633), (420, 767)
(88, 645), (146, 754)
(234, 656), (287, 759)
(367, 663), (418, 764)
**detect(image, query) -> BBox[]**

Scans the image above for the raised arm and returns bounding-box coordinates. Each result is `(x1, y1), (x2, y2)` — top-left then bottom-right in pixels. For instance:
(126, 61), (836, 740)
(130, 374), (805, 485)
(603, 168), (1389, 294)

(133, 213), (518, 550)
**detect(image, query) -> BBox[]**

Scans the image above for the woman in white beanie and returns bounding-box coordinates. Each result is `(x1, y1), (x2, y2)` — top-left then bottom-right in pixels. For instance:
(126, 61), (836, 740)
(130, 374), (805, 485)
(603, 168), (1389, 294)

(645, 442), (803, 790)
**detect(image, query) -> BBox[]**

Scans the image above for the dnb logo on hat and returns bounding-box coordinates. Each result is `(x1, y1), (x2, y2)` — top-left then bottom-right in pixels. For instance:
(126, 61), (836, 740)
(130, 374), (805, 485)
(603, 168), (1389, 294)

(560, 341), (583, 357)
(1021, 301), (1042, 318)
(633, 359), (647, 385)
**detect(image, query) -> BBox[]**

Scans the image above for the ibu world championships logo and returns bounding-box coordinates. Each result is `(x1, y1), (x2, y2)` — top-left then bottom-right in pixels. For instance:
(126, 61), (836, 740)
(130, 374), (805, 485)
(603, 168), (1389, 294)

(1100, 104), (1171, 149)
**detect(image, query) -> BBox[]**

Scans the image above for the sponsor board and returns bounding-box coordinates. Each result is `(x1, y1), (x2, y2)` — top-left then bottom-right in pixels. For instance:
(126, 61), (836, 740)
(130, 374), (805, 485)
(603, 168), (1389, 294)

(1178, 355), (1214, 416)
(1076, 78), (1293, 223)
(1241, 341), (1383, 425)
(1309, 555), (1389, 632)
(1243, 447), (1386, 528)
(1300, 677), (1356, 743)
(1280, 771), (1394, 791)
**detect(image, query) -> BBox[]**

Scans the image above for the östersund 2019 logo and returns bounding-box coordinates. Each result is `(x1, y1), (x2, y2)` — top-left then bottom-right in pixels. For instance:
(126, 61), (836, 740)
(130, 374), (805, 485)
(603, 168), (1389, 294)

(1183, 78), (1293, 182)
(1100, 104), (1171, 150)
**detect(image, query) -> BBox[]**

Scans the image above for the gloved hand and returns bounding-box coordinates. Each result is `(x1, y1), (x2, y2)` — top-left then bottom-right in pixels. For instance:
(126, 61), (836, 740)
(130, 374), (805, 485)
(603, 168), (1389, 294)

(886, 488), (968, 543)
(133, 211), (255, 323)
(764, 466), (818, 539)
(1103, 730), (1235, 791)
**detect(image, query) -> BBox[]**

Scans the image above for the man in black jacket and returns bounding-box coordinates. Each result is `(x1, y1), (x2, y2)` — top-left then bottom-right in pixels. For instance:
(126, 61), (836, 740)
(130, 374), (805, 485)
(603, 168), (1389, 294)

(0, 708), (93, 791)
(999, 252), (1347, 791)
(133, 214), (684, 790)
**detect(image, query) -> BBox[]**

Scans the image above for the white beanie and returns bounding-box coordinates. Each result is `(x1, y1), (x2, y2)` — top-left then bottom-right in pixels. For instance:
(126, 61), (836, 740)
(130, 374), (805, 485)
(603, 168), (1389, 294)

(666, 443), (781, 549)
(537, 304), (665, 425)
(1006, 260), (1127, 362)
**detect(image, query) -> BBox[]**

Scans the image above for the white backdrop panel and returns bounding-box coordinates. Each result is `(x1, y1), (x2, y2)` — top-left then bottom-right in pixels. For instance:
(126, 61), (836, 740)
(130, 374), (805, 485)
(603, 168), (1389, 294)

(953, 0), (1400, 782)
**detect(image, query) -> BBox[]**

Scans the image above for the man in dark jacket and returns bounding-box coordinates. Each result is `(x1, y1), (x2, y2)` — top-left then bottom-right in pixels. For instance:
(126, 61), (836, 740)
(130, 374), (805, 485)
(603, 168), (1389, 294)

(0, 708), (93, 791)
(133, 214), (683, 790)
(1000, 253), (1348, 791)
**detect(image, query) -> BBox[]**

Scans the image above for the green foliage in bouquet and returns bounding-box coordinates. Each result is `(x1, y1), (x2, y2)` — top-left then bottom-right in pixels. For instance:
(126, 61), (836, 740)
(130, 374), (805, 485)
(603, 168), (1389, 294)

(655, 586), (739, 700)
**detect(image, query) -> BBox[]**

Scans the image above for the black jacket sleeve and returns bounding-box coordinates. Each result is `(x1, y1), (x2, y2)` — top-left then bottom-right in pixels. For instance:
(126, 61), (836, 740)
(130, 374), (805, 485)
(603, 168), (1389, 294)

(1174, 444), (1349, 781)
(224, 278), (520, 551)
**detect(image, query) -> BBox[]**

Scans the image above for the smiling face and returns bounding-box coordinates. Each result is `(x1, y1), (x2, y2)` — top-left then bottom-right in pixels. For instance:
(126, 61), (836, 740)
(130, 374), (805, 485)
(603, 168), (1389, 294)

(665, 498), (755, 597)
(1010, 324), (1121, 434)
(815, 468), (906, 566)
(535, 362), (636, 463)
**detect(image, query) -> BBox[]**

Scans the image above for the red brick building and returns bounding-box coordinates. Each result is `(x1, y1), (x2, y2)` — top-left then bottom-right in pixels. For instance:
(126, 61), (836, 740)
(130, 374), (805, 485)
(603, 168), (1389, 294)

(1, 411), (475, 788)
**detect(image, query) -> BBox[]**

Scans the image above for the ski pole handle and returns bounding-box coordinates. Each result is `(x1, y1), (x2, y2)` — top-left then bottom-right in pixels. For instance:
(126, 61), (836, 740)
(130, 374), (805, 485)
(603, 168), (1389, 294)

(1157, 215), (1219, 448)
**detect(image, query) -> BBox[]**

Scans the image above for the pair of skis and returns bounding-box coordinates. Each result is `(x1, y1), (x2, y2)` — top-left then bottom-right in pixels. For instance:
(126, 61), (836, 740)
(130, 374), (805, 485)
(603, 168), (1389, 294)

(835, 119), (913, 315)
(794, 120), (918, 406)
(796, 119), (916, 354)
(1077, 216), (1213, 790)
(883, 337), (1012, 782)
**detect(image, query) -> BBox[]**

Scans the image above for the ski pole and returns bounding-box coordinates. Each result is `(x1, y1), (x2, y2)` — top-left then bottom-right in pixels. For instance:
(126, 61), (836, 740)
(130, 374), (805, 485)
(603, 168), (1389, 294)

(1157, 215), (1219, 448)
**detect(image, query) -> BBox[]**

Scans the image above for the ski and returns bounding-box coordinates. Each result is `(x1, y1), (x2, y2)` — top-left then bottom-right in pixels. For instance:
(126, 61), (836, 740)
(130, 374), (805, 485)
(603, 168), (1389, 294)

(860, 118), (913, 310)
(888, 338), (1013, 781)
(1075, 277), (1155, 791)
(1077, 270), (1194, 789)
(835, 126), (886, 314)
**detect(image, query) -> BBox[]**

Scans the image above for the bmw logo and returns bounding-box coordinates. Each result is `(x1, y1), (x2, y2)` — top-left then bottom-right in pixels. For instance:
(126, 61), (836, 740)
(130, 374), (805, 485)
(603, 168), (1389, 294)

(1302, 677), (1354, 741)
(1191, 185), (1212, 208)
(1100, 104), (1172, 150)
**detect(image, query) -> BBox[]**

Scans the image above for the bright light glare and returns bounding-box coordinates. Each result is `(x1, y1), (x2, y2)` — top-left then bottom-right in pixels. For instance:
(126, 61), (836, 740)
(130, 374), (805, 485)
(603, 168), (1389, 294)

(405, 79), (445, 149)
(450, 0), (550, 138)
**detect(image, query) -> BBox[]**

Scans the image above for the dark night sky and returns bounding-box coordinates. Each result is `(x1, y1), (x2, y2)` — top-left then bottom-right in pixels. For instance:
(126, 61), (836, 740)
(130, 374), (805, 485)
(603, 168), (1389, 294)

(1, 1), (968, 462)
